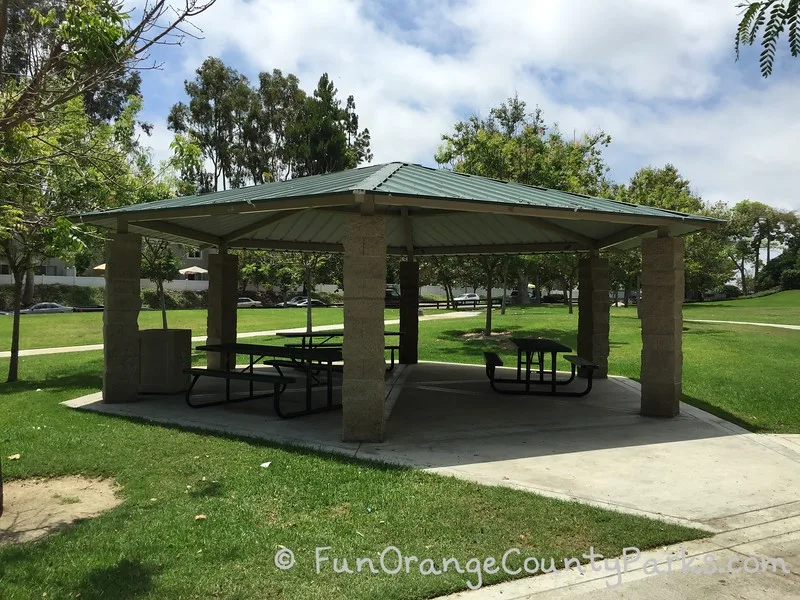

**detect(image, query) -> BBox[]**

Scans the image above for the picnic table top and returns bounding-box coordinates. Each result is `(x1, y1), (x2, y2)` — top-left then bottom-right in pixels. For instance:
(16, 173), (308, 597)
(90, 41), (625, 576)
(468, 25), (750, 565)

(275, 330), (402, 338)
(196, 342), (342, 362)
(510, 337), (572, 353)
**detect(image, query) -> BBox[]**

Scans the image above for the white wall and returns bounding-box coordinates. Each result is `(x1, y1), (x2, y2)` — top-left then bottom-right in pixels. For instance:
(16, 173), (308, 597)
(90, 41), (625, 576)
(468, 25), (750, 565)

(0, 274), (210, 291)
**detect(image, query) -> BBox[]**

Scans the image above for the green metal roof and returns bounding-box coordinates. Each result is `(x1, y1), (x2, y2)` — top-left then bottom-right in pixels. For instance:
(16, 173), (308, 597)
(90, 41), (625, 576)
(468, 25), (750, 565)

(79, 162), (719, 224)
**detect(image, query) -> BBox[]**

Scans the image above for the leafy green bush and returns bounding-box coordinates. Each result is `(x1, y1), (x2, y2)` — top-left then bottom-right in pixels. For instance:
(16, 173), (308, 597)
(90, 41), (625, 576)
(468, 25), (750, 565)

(0, 285), (208, 311)
(0, 284), (104, 311)
(781, 269), (800, 290)
(541, 293), (565, 303)
(141, 289), (208, 310)
(721, 284), (742, 298)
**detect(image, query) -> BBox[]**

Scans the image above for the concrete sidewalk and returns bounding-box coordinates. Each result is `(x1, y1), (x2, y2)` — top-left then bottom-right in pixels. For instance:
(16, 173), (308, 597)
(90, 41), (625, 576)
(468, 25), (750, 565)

(0, 310), (479, 358)
(684, 319), (800, 331)
(437, 518), (800, 599)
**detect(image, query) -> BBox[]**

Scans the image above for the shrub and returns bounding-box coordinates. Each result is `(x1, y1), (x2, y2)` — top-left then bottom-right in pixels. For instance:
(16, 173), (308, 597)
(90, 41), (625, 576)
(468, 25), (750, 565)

(721, 284), (742, 299)
(781, 269), (800, 290)
(540, 293), (565, 303)
(141, 289), (207, 310)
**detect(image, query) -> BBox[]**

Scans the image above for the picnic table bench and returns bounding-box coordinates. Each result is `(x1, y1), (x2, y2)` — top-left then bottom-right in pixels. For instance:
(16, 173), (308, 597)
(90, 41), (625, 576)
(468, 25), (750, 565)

(192, 343), (343, 418)
(483, 337), (598, 397)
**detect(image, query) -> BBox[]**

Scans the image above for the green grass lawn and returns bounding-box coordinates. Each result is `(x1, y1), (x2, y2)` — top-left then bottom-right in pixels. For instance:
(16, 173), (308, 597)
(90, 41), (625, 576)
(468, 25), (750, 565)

(0, 352), (704, 599)
(0, 308), (403, 352)
(681, 290), (800, 325)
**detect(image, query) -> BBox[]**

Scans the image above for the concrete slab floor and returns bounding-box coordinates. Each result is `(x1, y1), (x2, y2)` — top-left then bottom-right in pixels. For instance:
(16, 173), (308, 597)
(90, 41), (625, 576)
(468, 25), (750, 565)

(64, 361), (800, 597)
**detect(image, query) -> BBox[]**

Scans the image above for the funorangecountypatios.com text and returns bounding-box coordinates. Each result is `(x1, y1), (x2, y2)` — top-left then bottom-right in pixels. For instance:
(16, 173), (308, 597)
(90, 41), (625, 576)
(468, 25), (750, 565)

(273, 545), (790, 590)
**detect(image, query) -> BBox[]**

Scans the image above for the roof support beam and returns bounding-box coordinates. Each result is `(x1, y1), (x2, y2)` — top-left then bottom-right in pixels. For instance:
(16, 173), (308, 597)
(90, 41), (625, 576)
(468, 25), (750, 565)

(511, 215), (597, 249)
(402, 207), (414, 260)
(597, 225), (658, 249)
(130, 220), (222, 246)
(388, 242), (589, 255)
(222, 210), (305, 243)
(228, 239), (344, 253)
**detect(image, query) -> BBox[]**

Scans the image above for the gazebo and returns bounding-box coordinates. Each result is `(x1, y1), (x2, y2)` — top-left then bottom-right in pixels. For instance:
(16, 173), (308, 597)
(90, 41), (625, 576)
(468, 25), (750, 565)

(75, 162), (720, 442)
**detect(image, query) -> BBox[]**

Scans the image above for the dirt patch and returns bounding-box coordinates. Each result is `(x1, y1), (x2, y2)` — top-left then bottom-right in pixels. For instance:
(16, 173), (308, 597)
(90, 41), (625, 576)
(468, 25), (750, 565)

(460, 330), (517, 350)
(0, 476), (122, 545)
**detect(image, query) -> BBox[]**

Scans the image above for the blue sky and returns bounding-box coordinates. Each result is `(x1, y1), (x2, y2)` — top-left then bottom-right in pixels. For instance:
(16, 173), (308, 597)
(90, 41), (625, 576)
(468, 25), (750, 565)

(136, 0), (800, 211)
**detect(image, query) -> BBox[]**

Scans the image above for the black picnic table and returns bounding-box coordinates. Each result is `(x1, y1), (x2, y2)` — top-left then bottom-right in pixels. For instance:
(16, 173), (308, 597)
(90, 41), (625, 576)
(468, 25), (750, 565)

(512, 337), (573, 394)
(483, 337), (598, 397)
(275, 329), (402, 369)
(193, 342), (342, 418)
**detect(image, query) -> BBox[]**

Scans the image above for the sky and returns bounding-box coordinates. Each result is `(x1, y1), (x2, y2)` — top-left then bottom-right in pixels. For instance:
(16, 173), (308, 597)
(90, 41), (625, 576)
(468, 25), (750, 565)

(136, 0), (800, 212)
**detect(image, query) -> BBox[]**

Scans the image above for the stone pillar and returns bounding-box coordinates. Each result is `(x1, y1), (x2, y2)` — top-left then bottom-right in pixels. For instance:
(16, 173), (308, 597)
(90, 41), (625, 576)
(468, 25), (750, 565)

(342, 214), (387, 442)
(399, 261), (419, 365)
(206, 251), (238, 370)
(577, 254), (610, 378)
(103, 233), (142, 403)
(640, 236), (685, 417)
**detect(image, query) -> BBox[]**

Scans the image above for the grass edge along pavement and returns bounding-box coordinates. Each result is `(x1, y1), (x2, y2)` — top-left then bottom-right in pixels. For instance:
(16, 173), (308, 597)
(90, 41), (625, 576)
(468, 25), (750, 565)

(0, 351), (707, 599)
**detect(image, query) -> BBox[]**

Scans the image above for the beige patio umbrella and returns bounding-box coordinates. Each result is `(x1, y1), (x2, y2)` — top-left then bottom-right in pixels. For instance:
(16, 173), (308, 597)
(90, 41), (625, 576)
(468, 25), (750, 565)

(178, 266), (208, 275)
(93, 263), (106, 271)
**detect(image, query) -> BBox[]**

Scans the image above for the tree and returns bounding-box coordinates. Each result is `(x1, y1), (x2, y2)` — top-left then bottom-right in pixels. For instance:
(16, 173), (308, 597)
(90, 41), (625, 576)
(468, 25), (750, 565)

(436, 96), (613, 300)
(168, 57), (253, 192)
(475, 256), (504, 335)
(436, 96), (612, 196)
(420, 256), (460, 308)
(622, 165), (735, 298)
(289, 73), (372, 177)
(0, 0), (216, 167)
(141, 238), (180, 329)
(0, 95), (146, 382)
(736, 1), (800, 77)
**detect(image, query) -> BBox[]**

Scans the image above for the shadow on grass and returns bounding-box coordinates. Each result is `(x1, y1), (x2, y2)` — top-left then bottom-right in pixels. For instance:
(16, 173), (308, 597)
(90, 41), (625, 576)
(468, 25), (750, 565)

(0, 372), (101, 397)
(77, 558), (159, 600)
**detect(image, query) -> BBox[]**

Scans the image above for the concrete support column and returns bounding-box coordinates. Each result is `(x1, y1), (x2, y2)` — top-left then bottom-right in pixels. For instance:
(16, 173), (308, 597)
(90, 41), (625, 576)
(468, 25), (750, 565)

(206, 251), (238, 370)
(399, 261), (419, 365)
(640, 236), (685, 417)
(342, 214), (387, 442)
(103, 232), (141, 403)
(577, 254), (610, 378)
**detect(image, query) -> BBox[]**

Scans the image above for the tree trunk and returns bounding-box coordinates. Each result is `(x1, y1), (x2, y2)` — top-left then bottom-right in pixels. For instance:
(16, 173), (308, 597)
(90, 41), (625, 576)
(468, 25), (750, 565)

(22, 267), (34, 306)
(306, 270), (313, 333)
(739, 262), (748, 295)
(567, 285), (574, 315)
(484, 276), (493, 336)
(517, 271), (530, 306)
(623, 285), (629, 307)
(444, 283), (453, 309)
(7, 269), (24, 383)
(766, 234), (772, 265)
(159, 283), (168, 329)
(535, 272), (542, 305)
(636, 275), (643, 319)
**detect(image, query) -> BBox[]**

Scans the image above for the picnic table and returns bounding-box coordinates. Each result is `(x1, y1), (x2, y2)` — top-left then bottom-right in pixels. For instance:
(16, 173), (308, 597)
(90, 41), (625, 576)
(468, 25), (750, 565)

(190, 343), (342, 418)
(275, 330), (402, 369)
(482, 337), (599, 397)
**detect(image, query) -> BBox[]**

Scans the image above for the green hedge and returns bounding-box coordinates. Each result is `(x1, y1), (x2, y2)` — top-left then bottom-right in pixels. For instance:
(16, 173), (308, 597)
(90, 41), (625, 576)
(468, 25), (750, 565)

(781, 269), (800, 290)
(0, 284), (208, 311)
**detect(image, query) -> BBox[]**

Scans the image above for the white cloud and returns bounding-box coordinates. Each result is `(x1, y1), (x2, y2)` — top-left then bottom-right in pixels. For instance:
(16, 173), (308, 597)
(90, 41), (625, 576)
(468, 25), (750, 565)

(142, 0), (800, 211)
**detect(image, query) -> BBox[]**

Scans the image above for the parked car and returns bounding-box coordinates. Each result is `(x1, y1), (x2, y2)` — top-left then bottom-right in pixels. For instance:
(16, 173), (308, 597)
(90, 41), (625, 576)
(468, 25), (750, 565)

(20, 302), (74, 314)
(385, 288), (402, 307)
(294, 298), (329, 308)
(275, 296), (307, 308)
(453, 293), (481, 305)
(237, 297), (263, 308)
